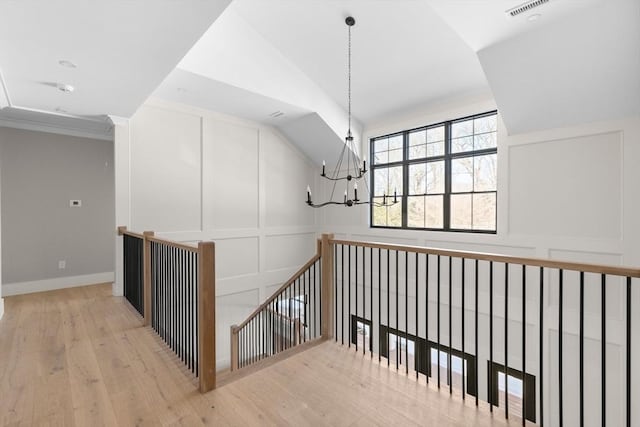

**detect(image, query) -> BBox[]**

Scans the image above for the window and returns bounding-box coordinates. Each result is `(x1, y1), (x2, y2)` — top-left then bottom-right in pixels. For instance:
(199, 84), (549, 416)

(371, 111), (497, 232)
(488, 362), (536, 423)
(350, 315), (372, 351)
(378, 325), (477, 398)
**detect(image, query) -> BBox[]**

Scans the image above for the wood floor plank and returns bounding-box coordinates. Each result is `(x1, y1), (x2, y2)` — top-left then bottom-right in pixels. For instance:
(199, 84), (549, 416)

(0, 284), (531, 427)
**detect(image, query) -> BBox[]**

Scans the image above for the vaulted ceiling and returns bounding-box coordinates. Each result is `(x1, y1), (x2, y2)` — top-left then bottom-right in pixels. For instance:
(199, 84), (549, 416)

(1, 0), (638, 158)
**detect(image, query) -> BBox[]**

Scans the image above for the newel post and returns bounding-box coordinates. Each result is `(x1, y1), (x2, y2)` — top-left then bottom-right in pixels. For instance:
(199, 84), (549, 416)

(321, 233), (334, 339)
(230, 325), (239, 372)
(142, 231), (154, 327)
(198, 241), (216, 393)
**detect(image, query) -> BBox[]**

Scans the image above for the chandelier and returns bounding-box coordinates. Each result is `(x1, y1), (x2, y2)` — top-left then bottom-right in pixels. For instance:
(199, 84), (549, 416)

(306, 16), (398, 208)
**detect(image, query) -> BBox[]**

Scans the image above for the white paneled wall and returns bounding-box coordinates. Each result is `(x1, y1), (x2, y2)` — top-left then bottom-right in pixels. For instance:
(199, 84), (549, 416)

(319, 95), (640, 426)
(114, 98), (319, 369)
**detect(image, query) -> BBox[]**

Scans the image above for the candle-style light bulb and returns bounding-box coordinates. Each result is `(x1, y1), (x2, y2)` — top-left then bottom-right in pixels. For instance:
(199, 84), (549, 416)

(354, 182), (358, 201)
(322, 160), (326, 176)
(393, 189), (397, 203)
(306, 185), (312, 204)
(344, 189), (348, 204)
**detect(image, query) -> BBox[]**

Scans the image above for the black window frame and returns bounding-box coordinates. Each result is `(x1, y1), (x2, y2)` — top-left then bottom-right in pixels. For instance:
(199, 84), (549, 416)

(350, 315), (373, 351)
(488, 361), (536, 423)
(379, 324), (477, 398)
(370, 110), (498, 233)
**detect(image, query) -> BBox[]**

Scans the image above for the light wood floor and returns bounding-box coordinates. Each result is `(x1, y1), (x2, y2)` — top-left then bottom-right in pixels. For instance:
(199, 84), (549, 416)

(0, 284), (525, 426)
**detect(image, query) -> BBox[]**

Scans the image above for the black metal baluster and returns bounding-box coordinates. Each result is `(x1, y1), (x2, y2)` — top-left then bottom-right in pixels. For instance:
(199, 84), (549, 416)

(580, 271), (584, 427)
(355, 246), (358, 352)
(559, 269), (564, 427)
(370, 247), (373, 358)
(364, 246), (367, 355)
(396, 250), (399, 371)
(449, 256), (452, 394)
(296, 277), (300, 346)
(276, 291), (287, 352)
(349, 245), (352, 348)
(489, 261), (494, 412)
(627, 276), (631, 427)
(475, 259), (478, 406)
(318, 252), (322, 336)
(195, 253), (199, 377)
(276, 293), (280, 353)
(437, 255), (441, 389)
(169, 247), (173, 351)
(601, 273), (606, 427)
(522, 265), (526, 426)
(161, 244), (165, 341)
(191, 252), (195, 372)
(415, 252), (419, 379)
(387, 249), (390, 367)
(505, 262), (509, 419)
(186, 250), (190, 371)
(539, 266), (544, 426)
(462, 258), (465, 399)
(177, 249), (181, 362)
(288, 284), (293, 351)
(303, 269), (307, 344)
(405, 251), (408, 375)
(426, 253), (430, 384)
(312, 261), (316, 339)
(342, 244), (345, 345)
(158, 243), (162, 338)
(378, 248), (381, 363)
(335, 244), (338, 341)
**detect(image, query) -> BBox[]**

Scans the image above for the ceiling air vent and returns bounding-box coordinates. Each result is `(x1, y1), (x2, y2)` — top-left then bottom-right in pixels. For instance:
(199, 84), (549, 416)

(506, 0), (550, 17)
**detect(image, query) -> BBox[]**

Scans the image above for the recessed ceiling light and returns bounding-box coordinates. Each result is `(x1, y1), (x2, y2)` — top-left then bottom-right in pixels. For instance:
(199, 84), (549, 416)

(58, 60), (77, 69)
(528, 13), (542, 22)
(57, 83), (75, 93)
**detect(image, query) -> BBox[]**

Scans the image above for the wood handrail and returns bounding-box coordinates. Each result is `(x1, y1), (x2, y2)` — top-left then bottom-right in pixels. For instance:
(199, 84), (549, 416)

(234, 243), (322, 331)
(117, 226), (145, 240)
(330, 238), (640, 278)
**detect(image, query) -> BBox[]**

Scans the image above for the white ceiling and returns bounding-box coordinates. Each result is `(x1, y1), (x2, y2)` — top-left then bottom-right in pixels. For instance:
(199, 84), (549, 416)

(479, 0), (640, 133)
(427, 0), (604, 52)
(231, 0), (490, 125)
(1, 0), (638, 154)
(0, 0), (231, 119)
(154, 69), (311, 126)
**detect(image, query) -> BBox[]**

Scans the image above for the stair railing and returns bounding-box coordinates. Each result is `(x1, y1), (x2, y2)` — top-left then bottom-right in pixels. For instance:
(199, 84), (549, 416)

(229, 237), (326, 371)
(117, 226), (216, 393)
(328, 237), (639, 427)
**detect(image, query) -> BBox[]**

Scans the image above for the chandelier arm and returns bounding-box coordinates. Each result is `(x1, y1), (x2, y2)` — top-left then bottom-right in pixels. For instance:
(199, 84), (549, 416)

(321, 173), (364, 182)
(307, 200), (347, 208)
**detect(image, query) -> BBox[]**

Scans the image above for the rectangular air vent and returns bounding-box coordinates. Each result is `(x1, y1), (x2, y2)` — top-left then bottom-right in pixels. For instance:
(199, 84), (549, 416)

(506, 0), (550, 17)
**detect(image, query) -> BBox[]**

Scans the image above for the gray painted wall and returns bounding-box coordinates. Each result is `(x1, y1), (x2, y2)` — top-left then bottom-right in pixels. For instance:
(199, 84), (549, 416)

(0, 127), (114, 284)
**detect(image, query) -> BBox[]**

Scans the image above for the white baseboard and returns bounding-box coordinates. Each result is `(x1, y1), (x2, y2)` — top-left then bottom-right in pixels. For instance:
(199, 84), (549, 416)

(2, 272), (115, 297)
(0, 298), (4, 320)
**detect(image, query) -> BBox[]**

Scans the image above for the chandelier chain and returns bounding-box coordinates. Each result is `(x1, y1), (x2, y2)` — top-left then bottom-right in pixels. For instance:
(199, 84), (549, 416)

(348, 23), (351, 135)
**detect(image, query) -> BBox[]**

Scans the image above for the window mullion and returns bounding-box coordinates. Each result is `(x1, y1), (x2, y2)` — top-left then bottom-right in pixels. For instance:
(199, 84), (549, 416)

(443, 121), (452, 231)
(402, 131), (409, 228)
